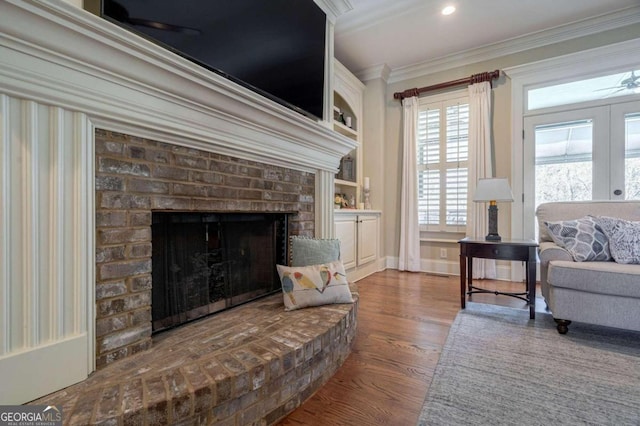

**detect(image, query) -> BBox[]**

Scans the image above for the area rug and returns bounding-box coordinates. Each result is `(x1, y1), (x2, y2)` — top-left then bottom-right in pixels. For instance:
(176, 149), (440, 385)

(418, 302), (640, 425)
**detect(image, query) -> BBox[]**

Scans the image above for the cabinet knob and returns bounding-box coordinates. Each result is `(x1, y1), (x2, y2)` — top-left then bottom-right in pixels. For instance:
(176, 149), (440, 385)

(613, 189), (623, 196)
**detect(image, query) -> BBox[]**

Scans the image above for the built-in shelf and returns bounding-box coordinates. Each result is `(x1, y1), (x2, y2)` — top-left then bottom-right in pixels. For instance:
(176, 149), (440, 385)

(333, 60), (365, 211)
(335, 178), (358, 187)
(334, 122), (357, 138)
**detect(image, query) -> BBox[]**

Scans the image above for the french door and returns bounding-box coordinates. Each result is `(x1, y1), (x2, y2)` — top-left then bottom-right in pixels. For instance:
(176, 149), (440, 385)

(523, 100), (640, 239)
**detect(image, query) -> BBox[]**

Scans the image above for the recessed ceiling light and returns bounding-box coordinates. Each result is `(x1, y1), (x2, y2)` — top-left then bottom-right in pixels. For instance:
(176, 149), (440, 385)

(442, 5), (456, 15)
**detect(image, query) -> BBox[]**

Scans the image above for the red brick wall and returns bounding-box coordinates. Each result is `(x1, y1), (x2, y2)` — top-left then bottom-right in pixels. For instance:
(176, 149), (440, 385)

(94, 129), (315, 367)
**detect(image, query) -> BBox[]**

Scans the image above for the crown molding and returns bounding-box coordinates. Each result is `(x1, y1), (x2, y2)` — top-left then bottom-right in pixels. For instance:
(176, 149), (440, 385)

(357, 63), (392, 83)
(314, 0), (353, 24)
(385, 5), (640, 84)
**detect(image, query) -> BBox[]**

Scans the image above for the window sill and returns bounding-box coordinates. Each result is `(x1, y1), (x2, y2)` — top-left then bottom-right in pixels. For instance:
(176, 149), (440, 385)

(420, 237), (463, 244)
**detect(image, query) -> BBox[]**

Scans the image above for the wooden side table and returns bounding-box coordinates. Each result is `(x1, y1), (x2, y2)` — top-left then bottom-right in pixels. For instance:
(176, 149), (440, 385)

(459, 237), (539, 319)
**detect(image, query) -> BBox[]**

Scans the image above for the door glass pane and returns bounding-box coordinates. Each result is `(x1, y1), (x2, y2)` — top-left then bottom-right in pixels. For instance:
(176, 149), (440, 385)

(534, 119), (593, 208)
(625, 112), (640, 199)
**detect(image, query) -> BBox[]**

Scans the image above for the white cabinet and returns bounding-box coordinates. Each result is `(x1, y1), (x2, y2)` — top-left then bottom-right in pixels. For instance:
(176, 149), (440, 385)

(334, 211), (382, 281)
(357, 215), (378, 265)
(335, 216), (357, 270)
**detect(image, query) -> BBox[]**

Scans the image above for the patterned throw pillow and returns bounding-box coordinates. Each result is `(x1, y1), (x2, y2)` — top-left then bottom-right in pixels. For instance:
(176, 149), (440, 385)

(544, 216), (611, 262)
(594, 216), (640, 264)
(276, 260), (353, 311)
(289, 236), (341, 267)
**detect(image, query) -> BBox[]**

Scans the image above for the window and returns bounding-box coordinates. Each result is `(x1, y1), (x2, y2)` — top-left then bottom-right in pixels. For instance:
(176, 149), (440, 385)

(528, 69), (640, 111)
(417, 92), (469, 233)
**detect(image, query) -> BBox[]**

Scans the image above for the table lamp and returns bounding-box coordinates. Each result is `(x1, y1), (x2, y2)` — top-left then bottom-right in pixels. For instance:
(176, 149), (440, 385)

(472, 177), (514, 241)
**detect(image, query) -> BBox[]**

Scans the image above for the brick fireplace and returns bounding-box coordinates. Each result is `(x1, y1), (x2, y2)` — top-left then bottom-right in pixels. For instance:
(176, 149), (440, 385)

(0, 0), (355, 405)
(94, 129), (316, 367)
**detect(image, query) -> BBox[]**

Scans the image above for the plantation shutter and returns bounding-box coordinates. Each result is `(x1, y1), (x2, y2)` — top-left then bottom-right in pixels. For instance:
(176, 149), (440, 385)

(417, 96), (469, 232)
(417, 108), (440, 226)
(445, 103), (468, 228)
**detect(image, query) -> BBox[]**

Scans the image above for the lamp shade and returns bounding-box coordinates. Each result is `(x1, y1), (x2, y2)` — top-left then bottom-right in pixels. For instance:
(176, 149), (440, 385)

(473, 178), (514, 202)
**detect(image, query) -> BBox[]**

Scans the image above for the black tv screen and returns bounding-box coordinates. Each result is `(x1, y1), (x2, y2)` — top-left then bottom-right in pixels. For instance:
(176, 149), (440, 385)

(102, 0), (326, 120)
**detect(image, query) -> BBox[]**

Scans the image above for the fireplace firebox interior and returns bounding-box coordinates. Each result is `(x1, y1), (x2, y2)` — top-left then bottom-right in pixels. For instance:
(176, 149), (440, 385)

(151, 212), (290, 332)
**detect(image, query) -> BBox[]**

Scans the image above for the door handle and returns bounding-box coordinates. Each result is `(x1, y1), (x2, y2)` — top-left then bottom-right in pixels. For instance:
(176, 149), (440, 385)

(613, 189), (622, 196)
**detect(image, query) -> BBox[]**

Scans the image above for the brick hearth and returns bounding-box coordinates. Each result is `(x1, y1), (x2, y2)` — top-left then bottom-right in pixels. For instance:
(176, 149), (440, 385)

(34, 289), (358, 425)
(94, 130), (316, 368)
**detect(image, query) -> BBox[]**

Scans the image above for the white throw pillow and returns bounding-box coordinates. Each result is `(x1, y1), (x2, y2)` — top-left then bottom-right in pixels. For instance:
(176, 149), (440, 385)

(595, 216), (640, 264)
(276, 260), (353, 311)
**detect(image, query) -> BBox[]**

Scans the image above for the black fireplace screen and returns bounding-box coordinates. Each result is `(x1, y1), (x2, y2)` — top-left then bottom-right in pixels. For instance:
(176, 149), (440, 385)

(151, 212), (289, 333)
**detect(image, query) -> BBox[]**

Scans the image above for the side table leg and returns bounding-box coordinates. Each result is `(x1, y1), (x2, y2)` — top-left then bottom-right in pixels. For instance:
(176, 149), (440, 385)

(527, 260), (536, 319)
(460, 254), (466, 309)
(467, 257), (473, 297)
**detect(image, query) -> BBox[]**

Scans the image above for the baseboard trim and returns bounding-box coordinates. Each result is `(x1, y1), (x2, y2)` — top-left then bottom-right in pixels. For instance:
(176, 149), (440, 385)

(384, 256), (515, 281)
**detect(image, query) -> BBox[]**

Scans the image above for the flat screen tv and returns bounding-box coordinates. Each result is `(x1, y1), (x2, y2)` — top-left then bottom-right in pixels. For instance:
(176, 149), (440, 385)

(101, 0), (326, 120)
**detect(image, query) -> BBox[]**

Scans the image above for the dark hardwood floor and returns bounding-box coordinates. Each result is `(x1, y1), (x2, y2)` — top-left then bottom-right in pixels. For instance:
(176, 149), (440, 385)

(277, 269), (546, 426)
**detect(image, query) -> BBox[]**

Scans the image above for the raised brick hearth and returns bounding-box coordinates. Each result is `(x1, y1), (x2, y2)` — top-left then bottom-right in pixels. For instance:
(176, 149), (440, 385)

(94, 129), (316, 368)
(34, 289), (358, 425)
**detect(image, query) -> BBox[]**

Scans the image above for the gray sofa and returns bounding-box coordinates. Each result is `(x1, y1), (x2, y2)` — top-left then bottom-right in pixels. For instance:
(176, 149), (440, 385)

(536, 201), (640, 334)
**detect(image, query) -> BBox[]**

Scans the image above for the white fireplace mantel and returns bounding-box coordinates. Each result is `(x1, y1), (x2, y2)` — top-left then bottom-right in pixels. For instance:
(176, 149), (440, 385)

(0, 0), (355, 404)
(0, 0), (355, 173)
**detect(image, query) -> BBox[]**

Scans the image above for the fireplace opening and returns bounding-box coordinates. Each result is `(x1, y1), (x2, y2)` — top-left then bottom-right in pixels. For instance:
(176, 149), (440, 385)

(151, 212), (290, 333)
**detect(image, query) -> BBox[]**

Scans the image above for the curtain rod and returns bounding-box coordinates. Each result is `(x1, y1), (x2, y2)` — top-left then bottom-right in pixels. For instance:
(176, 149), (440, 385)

(393, 69), (501, 101)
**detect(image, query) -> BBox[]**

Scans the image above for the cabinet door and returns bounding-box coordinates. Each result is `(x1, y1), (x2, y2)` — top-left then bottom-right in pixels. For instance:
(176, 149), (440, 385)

(334, 217), (357, 270)
(357, 215), (378, 265)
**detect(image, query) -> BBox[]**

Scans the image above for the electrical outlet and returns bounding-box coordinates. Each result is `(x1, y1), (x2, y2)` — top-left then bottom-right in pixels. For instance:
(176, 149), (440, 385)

(440, 248), (447, 259)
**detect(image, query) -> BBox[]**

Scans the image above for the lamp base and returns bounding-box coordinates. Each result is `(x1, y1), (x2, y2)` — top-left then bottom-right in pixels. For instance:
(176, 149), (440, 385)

(485, 233), (502, 241)
(486, 203), (501, 242)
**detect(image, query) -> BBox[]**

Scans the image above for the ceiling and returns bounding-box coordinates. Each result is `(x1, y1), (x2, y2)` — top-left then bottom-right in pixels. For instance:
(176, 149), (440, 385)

(333, 0), (640, 81)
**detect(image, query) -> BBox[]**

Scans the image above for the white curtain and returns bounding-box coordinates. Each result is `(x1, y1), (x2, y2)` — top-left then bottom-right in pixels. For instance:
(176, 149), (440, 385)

(467, 82), (497, 279)
(399, 96), (421, 272)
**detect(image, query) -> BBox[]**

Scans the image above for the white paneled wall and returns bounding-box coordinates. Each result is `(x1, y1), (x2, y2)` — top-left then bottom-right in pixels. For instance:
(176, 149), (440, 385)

(0, 95), (93, 404)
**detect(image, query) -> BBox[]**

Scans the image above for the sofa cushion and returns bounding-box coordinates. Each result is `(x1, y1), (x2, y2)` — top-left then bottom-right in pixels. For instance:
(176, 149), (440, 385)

(548, 260), (640, 298)
(594, 216), (640, 264)
(544, 216), (611, 262)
